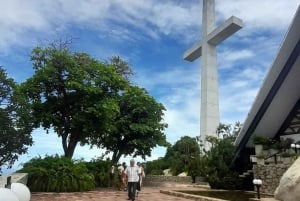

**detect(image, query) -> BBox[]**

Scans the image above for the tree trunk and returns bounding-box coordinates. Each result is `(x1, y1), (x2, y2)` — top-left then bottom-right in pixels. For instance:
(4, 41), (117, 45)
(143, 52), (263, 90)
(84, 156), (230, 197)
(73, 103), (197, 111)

(112, 151), (123, 164)
(62, 132), (79, 158)
(62, 134), (68, 156)
(65, 138), (78, 158)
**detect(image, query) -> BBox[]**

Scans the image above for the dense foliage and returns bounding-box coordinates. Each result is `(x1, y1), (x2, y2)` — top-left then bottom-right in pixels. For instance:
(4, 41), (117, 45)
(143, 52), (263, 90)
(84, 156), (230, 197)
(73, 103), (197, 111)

(202, 122), (243, 189)
(144, 122), (244, 189)
(165, 136), (200, 175)
(0, 67), (33, 172)
(19, 155), (95, 192)
(144, 157), (168, 175)
(18, 43), (169, 161)
(93, 86), (169, 163)
(84, 158), (117, 187)
(18, 45), (129, 158)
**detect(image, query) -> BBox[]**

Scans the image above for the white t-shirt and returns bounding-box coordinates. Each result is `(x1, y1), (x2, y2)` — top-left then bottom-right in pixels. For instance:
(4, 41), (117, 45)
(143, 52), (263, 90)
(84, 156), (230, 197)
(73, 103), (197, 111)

(111, 166), (115, 174)
(125, 165), (141, 182)
(117, 165), (124, 175)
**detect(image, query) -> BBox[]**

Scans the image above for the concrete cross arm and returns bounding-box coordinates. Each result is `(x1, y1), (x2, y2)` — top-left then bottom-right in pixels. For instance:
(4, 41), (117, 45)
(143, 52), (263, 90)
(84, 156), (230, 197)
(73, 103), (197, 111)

(207, 16), (243, 45)
(183, 16), (242, 62)
(183, 40), (202, 62)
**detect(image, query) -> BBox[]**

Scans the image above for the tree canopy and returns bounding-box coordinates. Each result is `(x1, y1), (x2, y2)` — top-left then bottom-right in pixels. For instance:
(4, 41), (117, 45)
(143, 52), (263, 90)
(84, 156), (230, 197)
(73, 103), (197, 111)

(92, 86), (169, 163)
(19, 45), (129, 158)
(164, 136), (200, 175)
(18, 43), (169, 161)
(0, 67), (33, 171)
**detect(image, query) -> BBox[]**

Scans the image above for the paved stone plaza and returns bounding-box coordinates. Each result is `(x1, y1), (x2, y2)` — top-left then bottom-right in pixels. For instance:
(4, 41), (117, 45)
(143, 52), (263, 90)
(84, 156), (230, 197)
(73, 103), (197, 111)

(30, 186), (279, 201)
(30, 186), (195, 201)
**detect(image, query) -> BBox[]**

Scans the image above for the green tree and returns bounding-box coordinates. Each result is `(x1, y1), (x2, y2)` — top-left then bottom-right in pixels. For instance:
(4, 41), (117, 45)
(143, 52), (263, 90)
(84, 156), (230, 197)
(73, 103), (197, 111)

(216, 121), (241, 138)
(187, 154), (203, 183)
(109, 55), (133, 80)
(203, 122), (242, 189)
(92, 86), (169, 163)
(145, 157), (168, 175)
(165, 136), (200, 175)
(18, 44), (129, 158)
(0, 67), (33, 171)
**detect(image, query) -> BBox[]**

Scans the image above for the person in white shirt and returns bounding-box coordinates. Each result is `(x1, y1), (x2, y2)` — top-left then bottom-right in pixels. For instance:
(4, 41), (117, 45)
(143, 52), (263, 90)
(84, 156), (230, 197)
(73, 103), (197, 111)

(109, 165), (115, 187)
(136, 162), (145, 196)
(125, 159), (141, 201)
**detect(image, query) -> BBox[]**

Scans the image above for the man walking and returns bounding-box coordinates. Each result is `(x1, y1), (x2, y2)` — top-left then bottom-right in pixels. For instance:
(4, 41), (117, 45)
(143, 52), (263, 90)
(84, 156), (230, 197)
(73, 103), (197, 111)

(125, 159), (141, 201)
(136, 162), (145, 197)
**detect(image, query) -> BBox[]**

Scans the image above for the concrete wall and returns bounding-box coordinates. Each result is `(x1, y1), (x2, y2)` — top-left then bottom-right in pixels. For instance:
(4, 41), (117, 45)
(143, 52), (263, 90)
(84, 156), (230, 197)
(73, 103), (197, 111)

(143, 175), (193, 186)
(253, 164), (290, 194)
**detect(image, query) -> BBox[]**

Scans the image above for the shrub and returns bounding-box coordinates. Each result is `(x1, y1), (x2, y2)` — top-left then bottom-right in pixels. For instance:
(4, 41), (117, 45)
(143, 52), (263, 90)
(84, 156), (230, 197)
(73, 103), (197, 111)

(84, 159), (117, 187)
(19, 155), (95, 192)
(252, 135), (268, 145)
(149, 169), (164, 175)
(207, 172), (243, 190)
(279, 138), (294, 151)
(145, 158), (168, 175)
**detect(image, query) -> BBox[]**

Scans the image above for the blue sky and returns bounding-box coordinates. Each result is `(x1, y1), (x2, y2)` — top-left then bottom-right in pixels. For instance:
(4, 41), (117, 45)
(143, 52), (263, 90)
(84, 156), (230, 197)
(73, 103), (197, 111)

(1, 0), (299, 173)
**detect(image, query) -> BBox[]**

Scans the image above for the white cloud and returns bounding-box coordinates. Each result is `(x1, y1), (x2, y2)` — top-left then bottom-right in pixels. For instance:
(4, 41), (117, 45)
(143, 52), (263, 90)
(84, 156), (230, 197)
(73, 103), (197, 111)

(163, 96), (200, 144)
(221, 49), (254, 62)
(161, 83), (200, 139)
(218, 49), (255, 69)
(0, 0), (298, 52)
(219, 62), (266, 125)
(217, 0), (299, 31)
(135, 62), (200, 91)
(134, 61), (201, 144)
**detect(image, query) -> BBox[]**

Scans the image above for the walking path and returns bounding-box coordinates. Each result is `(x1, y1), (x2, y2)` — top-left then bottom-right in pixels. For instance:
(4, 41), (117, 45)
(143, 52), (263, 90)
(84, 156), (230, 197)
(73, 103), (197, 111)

(30, 185), (279, 201)
(30, 186), (196, 201)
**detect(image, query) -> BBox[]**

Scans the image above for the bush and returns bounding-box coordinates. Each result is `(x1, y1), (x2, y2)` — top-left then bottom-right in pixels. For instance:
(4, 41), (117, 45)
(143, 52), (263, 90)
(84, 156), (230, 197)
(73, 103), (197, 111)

(279, 138), (294, 151)
(208, 172), (243, 190)
(149, 169), (164, 175)
(203, 134), (242, 190)
(84, 159), (117, 187)
(145, 158), (168, 175)
(19, 155), (95, 192)
(252, 135), (268, 145)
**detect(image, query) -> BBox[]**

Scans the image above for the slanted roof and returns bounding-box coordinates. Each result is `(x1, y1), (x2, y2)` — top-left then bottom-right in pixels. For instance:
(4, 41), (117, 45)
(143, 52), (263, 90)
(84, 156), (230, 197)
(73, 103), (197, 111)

(234, 6), (300, 158)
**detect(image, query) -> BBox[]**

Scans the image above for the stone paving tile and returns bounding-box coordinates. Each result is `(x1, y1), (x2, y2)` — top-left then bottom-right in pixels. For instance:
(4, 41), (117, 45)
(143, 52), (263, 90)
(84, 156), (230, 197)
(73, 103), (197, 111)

(30, 187), (196, 201)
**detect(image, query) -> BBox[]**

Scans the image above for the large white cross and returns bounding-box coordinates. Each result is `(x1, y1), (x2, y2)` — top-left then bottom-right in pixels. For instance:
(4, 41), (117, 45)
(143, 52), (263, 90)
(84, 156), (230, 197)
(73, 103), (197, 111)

(183, 0), (242, 151)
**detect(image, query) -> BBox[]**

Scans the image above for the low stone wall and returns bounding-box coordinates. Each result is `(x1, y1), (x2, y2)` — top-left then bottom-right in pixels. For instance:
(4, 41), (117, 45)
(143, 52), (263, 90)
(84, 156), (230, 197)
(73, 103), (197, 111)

(253, 164), (290, 194)
(143, 175), (193, 186)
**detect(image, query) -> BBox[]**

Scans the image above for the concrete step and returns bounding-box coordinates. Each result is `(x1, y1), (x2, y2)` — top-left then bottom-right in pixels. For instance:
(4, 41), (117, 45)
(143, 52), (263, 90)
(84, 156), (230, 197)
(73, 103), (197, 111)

(239, 168), (254, 178)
